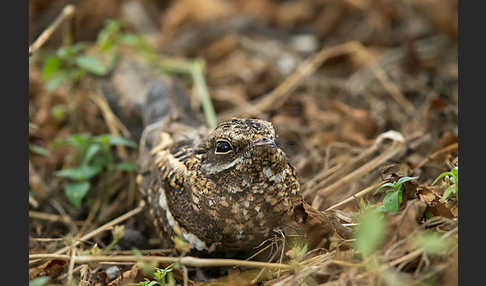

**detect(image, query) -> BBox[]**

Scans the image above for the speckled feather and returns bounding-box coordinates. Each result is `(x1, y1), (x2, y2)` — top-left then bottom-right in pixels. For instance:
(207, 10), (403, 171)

(133, 77), (340, 254)
(137, 117), (306, 252)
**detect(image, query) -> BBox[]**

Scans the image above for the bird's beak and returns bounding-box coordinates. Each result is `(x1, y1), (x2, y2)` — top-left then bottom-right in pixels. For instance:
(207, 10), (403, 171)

(253, 138), (277, 148)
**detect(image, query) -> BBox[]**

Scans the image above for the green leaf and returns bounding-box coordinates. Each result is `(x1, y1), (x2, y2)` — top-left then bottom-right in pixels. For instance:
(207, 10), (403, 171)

(103, 135), (137, 148)
(56, 133), (91, 151)
(97, 20), (121, 51)
(117, 162), (138, 171)
(383, 190), (401, 212)
(136, 280), (159, 286)
(354, 207), (386, 257)
(119, 33), (140, 45)
(95, 134), (111, 145)
(154, 265), (173, 283)
(76, 55), (107, 75)
(51, 104), (67, 121)
(29, 144), (50, 157)
(167, 272), (175, 286)
(396, 176), (418, 186)
(432, 171), (452, 185)
(42, 56), (61, 80)
(57, 43), (86, 60)
(56, 165), (102, 181)
(83, 144), (102, 165)
(413, 231), (451, 256)
(46, 73), (68, 91)
(375, 183), (395, 194)
(29, 276), (51, 286)
(451, 166), (458, 177)
(120, 33), (155, 55)
(65, 181), (91, 208)
(441, 186), (456, 202)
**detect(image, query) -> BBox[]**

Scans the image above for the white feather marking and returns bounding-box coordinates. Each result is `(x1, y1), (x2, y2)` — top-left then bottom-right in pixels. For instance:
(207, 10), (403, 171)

(203, 157), (241, 175)
(158, 188), (207, 251)
(263, 167), (273, 177)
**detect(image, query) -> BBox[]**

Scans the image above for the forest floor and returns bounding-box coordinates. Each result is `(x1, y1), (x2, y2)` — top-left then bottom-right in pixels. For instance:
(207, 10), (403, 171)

(29, 0), (458, 285)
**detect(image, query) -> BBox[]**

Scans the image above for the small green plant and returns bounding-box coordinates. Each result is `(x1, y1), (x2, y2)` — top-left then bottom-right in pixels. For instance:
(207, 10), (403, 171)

(41, 20), (122, 91)
(375, 176), (418, 212)
(432, 166), (458, 202)
(136, 264), (176, 286)
(413, 231), (453, 256)
(353, 206), (387, 258)
(29, 144), (51, 157)
(286, 244), (308, 264)
(54, 133), (137, 208)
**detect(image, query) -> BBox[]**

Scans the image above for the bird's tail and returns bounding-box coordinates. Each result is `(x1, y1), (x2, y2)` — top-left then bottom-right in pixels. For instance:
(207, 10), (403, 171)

(142, 77), (203, 129)
(101, 58), (203, 139)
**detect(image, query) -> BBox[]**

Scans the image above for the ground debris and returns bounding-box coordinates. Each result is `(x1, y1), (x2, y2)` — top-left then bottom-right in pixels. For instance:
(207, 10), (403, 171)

(29, 0), (457, 284)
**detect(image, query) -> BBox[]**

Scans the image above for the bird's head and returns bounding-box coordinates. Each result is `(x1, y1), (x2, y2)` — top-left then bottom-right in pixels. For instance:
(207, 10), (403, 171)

(197, 118), (289, 187)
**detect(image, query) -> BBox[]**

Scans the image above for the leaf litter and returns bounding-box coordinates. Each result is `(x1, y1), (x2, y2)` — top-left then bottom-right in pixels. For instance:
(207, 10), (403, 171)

(29, 0), (458, 285)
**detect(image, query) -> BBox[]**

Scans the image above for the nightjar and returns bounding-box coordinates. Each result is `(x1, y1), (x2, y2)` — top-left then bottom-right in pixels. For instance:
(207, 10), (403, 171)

(107, 59), (339, 253)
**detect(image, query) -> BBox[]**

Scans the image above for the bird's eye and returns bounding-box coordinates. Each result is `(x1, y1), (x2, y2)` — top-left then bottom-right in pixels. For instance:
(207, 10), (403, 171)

(215, 140), (232, 154)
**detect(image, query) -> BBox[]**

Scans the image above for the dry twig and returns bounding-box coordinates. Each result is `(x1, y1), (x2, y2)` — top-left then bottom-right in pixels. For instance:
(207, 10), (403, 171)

(413, 142), (458, 170)
(29, 254), (293, 270)
(311, 131), (407, 209)
(220, 41), (362, 119)
(29, 201), (145, 265)
(325, 181), (383, 211)
(89, 92), (132, 159)
(29, 5), (75, 56)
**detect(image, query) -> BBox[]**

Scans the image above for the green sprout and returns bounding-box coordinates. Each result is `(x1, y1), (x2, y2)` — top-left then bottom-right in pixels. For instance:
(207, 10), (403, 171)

(54, 133), (137, 208)
(41, 20), (122, 91)
(375, 176), (418, 212)
(432, 166), (458, 202)
(136, 264), (175, 286)
(354, 206), (387, 258)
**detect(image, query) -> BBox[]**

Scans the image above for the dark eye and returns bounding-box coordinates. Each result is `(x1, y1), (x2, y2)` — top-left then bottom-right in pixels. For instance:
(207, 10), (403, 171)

(215, 140), (232, 154)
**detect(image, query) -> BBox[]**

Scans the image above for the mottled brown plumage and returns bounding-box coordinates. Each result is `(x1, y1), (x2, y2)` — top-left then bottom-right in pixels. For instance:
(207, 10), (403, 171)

(137, 116), (311, 251)
(124, 69), (339, 254)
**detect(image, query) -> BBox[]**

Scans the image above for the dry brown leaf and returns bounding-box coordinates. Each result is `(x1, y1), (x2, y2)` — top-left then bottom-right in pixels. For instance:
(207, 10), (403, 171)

(275, 1), (314, 28)
(107, 264), (142, 286)
(417, 185), (455, 218)
(29, 259), (67, 281)
(161, 0), (235, 40)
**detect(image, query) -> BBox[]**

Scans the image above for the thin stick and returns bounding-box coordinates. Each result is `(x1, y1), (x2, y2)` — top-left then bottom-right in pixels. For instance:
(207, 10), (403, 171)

(304, 137), (386, 198)
(220, 41), (361, 119)
(29, 254), (293, 270)
(73, 193), (102, 244)
(413, 143), (458, 170)
(29, 201), (145, 265)
(330, 260), (363, 267)
(29, 5), (75, 56)
(255, 42), (360, 112)
(192, 59), (217, 129)
(67, 248), (76, 285)
(89, 92), (132, 159)
(30, 237), (65, 242)
(312, 131), (406, 208)
(29, 210), (82, 225)
(182, 265), (189, 286)
(29, 195), (39, 208)
(325, 181), (383, 211)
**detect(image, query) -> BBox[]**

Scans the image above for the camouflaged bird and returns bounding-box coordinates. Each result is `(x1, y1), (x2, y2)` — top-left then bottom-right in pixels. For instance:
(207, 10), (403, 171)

(104, 59), (342, 253)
